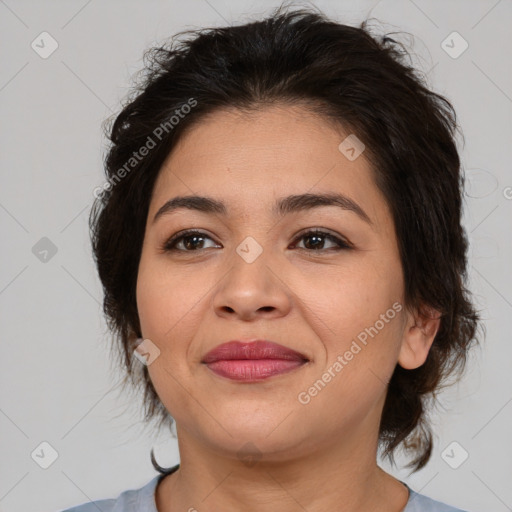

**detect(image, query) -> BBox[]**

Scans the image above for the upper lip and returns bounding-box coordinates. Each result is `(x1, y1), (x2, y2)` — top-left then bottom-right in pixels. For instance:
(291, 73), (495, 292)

(202, 340), (309, 364)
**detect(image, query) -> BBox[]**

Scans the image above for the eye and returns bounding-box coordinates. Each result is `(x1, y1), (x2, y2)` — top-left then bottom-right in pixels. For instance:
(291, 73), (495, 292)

(290, 229), (351, 252)
(161, 228), (351, 253)
(161, 229), (219, 252)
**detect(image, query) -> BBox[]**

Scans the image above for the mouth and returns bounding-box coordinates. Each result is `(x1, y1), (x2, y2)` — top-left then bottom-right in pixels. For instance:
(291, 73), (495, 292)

(202, 340), (309, 382)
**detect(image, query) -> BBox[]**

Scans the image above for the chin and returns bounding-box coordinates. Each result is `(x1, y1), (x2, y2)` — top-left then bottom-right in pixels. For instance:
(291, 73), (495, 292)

(207, 421), (306, 457)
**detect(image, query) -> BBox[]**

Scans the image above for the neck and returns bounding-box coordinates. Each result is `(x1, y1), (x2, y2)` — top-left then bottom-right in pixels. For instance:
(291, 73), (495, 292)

(155, 427), (409, 512)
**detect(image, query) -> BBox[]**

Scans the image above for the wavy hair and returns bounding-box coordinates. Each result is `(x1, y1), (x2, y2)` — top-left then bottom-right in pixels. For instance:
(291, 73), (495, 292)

(89, 4), (481, 473)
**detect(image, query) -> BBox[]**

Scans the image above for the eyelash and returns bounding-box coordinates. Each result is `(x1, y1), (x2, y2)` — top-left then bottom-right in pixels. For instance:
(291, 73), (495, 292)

(161, 228), (352, 253)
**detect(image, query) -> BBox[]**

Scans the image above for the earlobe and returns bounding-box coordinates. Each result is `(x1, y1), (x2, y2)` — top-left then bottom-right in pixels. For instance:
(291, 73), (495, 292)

(397, 305), (441, 370)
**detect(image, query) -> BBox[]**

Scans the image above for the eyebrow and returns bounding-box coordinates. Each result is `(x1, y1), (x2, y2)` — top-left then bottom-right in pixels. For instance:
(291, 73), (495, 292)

(152, 192), (372, 226)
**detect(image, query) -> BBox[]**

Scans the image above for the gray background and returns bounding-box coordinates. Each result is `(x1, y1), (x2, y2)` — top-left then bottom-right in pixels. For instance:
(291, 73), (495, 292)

(1, 1), (511, 511)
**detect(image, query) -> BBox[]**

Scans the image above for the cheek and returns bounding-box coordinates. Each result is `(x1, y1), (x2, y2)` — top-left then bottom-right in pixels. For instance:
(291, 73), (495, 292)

(295, 261), (402, 334)
(136, 256), (180, 339)
(300, 273), (404, 422)
(136, 255), (211, 346)
(299, 259), (404, 386)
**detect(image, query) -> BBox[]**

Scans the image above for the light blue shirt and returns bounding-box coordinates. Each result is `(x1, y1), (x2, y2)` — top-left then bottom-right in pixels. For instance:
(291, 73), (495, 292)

(58, 466), (468, 512)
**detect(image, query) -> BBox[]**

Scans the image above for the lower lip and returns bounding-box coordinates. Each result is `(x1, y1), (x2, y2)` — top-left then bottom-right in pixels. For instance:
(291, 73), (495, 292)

(205, 359), (306, 381)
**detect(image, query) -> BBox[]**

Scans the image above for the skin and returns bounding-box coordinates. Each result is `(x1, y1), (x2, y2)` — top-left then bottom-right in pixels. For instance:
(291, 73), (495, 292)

(136, 104), (441, 512)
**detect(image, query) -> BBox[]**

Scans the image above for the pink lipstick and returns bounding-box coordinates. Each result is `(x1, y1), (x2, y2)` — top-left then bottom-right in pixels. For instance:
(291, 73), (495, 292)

(202, 340), (308, 381)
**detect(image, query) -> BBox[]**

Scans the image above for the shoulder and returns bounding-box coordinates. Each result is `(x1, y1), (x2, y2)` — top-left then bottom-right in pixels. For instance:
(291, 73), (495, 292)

(57, 474), (162, 512)
(404, 486), (468, 512)
(58, 497), (116, 512)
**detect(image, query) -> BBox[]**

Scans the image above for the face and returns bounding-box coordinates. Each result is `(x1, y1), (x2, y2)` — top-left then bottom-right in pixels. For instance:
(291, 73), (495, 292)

(136, 104), (411, 461)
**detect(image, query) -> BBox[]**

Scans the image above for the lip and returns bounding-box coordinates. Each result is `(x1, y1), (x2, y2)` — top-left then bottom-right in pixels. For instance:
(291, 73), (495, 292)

(202, 340), (309, 381)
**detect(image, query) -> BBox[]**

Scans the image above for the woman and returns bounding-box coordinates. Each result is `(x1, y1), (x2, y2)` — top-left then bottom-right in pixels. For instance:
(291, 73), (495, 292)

(61, 5), (480, 512)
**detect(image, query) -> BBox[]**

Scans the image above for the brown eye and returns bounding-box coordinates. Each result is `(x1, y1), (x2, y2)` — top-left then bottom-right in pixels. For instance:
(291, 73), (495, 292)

(291, 230), (351, 251)
(162, 230), (219, 252)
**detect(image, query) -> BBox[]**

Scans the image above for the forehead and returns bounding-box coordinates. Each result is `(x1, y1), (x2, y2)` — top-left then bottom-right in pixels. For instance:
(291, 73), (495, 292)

(164, 104), (348, 171)
(149, 105), (389, 227)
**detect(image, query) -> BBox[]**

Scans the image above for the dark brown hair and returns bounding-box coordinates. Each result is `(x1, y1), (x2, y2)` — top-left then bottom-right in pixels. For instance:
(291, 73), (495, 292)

(89, 4), (481, 473)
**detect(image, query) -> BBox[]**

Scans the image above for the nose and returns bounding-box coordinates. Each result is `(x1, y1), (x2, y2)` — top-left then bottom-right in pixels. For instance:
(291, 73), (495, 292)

(211, 244), (292, 321)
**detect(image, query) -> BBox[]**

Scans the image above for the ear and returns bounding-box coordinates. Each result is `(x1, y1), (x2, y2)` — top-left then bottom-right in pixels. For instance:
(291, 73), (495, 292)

(397, 304), (442, 370)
